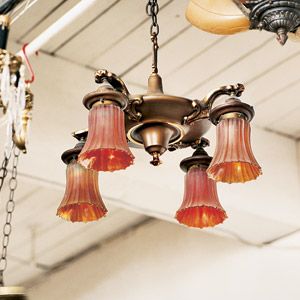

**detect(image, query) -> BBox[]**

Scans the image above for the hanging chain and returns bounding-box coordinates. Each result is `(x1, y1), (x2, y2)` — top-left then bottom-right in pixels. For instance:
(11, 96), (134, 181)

(146, 0), (160, 74)
(0, 156), (10, 193)
(0, 146), (20, 286)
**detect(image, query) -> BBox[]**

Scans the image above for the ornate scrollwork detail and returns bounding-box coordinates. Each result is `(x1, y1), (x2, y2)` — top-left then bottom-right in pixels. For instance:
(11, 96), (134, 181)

(183, 100), (203, 126)
(125, 96), (143, 122)
(244, 0), (300, 44)
(94, 69), (130, 96)
(201, 83), (245, 112)
(168, 137), (209, 152)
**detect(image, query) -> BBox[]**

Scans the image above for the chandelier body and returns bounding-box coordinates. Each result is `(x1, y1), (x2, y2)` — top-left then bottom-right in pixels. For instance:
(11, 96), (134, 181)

(83, 71), (251, 167)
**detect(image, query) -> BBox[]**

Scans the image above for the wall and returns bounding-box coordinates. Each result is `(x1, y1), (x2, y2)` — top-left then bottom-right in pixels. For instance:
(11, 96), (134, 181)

(28, 220), (300, 300)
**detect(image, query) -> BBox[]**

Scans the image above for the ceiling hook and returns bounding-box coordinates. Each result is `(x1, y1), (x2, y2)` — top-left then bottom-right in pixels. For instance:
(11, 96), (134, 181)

(22, 43), (38, 84)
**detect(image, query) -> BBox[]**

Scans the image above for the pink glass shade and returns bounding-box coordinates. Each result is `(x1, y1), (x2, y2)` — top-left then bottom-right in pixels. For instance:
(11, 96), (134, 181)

(207, 118), (262, 183)
(57, 160), (107, 222)
(78, 104), (134, 172)
(176, 166), (227, 228)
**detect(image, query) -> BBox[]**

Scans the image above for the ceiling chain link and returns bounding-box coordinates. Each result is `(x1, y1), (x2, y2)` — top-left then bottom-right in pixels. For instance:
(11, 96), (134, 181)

(146, 0), (160, 74)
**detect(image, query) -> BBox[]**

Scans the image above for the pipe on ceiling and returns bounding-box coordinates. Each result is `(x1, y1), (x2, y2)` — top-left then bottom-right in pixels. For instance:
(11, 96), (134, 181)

(16, 0), (97, 58)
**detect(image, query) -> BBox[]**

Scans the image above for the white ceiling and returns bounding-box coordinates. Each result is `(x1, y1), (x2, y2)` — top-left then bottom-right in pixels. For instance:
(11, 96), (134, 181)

(10, 0), (300, 138)
(0, 0), (299, 286)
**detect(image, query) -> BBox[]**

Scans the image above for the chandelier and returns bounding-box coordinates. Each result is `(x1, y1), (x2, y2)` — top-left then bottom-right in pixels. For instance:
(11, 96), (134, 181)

(58, 0), (262, 228)
(186, 0), (300, 45)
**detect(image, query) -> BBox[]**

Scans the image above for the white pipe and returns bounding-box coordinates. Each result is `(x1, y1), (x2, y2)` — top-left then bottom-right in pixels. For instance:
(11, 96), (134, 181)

(16, 0), (97, 58)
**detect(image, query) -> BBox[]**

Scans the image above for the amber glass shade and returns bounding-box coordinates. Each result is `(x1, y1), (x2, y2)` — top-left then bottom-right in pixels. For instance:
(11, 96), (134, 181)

(186, 0), (250, 35)
(207, 118), (262, 183)
(176, 166), (227, 228)
(78, 104), (134, 172)
(57, 160), (107, 222)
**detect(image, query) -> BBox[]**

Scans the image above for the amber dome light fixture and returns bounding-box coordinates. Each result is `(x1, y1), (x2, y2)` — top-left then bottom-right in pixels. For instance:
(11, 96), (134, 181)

(186, 0), (300, 45)
(59, 0), (261, 227)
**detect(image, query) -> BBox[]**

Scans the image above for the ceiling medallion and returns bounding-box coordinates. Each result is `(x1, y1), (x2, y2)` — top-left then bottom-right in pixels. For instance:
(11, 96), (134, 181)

(186, 0), (300, 45)
(58, 0), (262, 228)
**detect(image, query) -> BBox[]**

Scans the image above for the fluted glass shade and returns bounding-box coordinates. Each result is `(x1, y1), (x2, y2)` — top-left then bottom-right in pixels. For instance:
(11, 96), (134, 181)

(207, 118), (262, 183)
(78, 104), (134, 172)
(57, 160), (107, 222)
(176, 166), (227, 228)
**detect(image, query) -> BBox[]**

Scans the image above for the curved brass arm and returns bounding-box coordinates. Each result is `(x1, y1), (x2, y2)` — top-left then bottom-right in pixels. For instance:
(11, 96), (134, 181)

(200, 83), (245, 116)
(94, 69), (130, 96)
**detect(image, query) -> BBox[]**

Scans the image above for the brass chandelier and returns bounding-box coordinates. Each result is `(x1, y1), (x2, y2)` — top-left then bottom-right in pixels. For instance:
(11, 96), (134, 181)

(58, 0), (262, 228)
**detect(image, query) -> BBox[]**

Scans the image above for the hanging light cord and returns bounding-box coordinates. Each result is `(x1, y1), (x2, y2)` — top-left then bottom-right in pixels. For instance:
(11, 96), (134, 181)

(0, 146), (20, 286)
(146, 0), (160, 74)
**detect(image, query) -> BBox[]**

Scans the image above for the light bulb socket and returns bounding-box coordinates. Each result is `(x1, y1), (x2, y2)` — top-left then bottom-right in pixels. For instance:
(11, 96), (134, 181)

(83, 70), (129, 110)
(180, 140), (212, 173)
(209, 97), (254, 125)
(61, 130), (88, 165)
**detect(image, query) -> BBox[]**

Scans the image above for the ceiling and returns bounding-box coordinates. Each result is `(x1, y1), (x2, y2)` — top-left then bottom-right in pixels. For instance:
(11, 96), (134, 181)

(0, 0), (299, 286)
(10, 0), (300, 139)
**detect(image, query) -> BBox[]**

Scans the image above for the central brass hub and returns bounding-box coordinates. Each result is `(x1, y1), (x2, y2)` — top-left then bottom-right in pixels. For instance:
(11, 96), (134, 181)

(128, 122), (182, 155)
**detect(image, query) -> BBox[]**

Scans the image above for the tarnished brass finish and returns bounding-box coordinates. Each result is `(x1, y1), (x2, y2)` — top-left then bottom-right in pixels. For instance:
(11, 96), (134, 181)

(132, 122), (179, 165)
(13, 88), (34, 153)
(201, 83), (245, 112)
(0, 49), (22, 73)
(147, 72), (163, 94)
(87, 69), (251, 165)
(61, 130), (87, 165)
(95, 69), (129, 95)
(131, 122), (181, 153)
(124, 70), (213, 164)
(180, 138), (212, 173)
(125, 92), (211, 148)
(209, 97), (254, 125)
(83, 71), (128, 110)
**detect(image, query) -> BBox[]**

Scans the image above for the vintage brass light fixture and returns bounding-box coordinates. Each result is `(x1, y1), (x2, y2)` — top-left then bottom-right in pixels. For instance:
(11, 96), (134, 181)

(58, 0), (262, 227)
(186, 0), (300, 45)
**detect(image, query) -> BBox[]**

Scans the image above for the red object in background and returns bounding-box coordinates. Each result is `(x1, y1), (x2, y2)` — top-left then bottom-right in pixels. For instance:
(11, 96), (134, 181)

(207, 118), (262, 183)
(78, 104), (134, 172)
(57, 160), (107, 222)
(176, 166), (227, 228)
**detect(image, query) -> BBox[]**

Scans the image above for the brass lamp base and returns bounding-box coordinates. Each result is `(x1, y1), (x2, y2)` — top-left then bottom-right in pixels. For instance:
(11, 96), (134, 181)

(126, 94), (211, 147)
